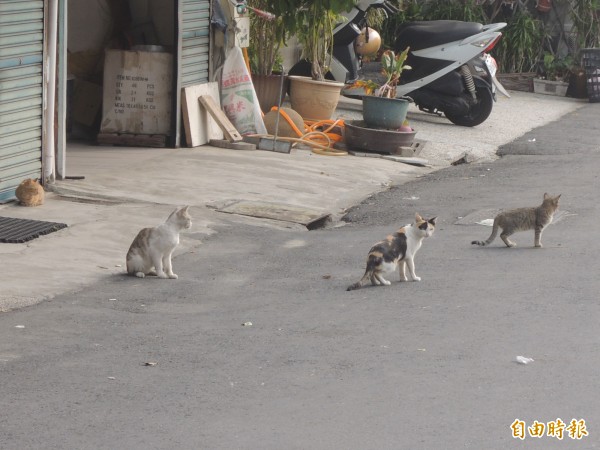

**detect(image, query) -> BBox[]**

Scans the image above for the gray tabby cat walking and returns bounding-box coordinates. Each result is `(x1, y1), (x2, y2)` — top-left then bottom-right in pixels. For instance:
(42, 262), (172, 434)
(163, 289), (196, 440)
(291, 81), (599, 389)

(126, 206), (192, 278)
(471, 193), (560, 248)
(347, 213), (436, 291)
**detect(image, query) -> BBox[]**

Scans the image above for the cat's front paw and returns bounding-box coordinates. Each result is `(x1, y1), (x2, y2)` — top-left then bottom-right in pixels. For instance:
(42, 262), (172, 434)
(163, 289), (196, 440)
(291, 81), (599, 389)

(412, 276), (421, 282)
(157, 272), (168, 279)
(168, 273), (178, 279)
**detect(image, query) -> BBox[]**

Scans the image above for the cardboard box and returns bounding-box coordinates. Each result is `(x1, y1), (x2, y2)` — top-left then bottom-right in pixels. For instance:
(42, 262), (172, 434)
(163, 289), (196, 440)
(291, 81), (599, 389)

(101, 50), (172, 135)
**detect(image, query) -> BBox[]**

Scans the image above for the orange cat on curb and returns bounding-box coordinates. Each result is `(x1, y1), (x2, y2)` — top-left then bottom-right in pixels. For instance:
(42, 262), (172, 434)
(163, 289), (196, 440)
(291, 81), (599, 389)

(15, 178), (44, 207)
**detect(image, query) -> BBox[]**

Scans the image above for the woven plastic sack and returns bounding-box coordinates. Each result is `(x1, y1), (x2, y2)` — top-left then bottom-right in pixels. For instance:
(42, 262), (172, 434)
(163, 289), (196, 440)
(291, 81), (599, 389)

(221, 47), (267, 135)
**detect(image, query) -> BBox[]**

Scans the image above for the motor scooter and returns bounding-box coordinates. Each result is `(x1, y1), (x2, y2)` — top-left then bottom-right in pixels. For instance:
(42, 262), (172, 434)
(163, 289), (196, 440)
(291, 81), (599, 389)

(392, 20), (509, 126)
(289, 1), (509, 127)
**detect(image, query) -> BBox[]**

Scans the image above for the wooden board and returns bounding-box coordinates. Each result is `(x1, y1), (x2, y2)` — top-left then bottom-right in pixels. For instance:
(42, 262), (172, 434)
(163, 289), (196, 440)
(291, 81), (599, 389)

(181, 82), (224, 147)
(209, 139), (256, 150)
(198, 95), (242, 142)
(97, 133), (167, 148)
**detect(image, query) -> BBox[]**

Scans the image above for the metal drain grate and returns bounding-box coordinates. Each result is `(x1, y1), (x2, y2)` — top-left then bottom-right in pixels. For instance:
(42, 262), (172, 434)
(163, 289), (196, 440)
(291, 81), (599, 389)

(0, 216), (68, 243)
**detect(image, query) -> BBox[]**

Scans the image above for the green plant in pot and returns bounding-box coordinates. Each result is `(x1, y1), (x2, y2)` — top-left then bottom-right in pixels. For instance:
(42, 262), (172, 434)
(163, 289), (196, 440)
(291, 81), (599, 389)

(287, 0), (357, 120)
(540, 53), (573, 82)
(350, 47), (412, 129)
(533, 52), (573, 96)
(248, 0), (290, 113)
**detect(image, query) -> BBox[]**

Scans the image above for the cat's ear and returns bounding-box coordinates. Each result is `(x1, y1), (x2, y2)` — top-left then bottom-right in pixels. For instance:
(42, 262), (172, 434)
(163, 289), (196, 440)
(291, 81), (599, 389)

(178, 206), (190, 215)
(415, 213), (423, 222)
(543, 192), (550, 199)
(556, 194), (561, 200)
(428, 217), (437, 225)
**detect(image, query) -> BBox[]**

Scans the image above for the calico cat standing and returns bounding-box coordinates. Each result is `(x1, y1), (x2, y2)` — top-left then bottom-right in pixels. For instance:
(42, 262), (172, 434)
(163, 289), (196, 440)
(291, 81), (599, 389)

(471, 193), (561, 248)
(347, 213), (436, 291)
(15, 178), (44, 207)
(126, 206), (192, 279)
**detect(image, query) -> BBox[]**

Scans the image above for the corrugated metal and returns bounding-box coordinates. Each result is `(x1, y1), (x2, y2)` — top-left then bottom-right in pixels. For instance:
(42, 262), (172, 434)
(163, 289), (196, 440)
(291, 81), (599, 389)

(0, 0), (44, 202)
(181, 0), (210, 87)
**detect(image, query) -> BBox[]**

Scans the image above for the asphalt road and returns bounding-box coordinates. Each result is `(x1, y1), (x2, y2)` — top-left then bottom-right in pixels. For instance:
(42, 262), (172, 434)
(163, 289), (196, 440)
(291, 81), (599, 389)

(2, 104), (599, 449)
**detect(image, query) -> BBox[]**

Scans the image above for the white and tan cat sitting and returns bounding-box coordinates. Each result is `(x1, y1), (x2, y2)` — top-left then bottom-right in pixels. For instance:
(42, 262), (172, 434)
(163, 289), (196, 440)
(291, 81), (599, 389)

(472, 193), (561, 248)
(126, 206), (192, 279)
(16, 178), (44, 206)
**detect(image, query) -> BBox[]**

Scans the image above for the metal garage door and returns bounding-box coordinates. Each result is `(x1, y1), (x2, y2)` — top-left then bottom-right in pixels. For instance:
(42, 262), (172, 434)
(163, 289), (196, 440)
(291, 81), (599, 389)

(0, 0), (44, 202)
(180, 0), (210, 87)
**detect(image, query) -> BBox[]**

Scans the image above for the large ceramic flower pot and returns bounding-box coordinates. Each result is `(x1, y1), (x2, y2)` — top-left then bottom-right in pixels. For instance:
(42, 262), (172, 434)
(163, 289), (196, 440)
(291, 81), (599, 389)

(252, 73), (289, 114)
(362, 96), (409, 130)
(288, 75), (345, 121)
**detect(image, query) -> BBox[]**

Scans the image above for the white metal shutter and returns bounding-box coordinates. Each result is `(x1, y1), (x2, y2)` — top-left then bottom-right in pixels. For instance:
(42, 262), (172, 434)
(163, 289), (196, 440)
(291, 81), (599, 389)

(181, 0), (210, 87)
(0, 0), (44, 202)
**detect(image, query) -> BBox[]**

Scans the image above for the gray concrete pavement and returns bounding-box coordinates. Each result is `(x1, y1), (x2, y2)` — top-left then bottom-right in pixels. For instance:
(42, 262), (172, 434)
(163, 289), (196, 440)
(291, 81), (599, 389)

(0, 91), (586, 311)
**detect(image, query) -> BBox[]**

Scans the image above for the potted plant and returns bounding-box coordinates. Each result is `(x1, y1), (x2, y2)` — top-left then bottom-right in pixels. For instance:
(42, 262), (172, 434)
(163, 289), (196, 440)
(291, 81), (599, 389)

(344, 47), (417, 154)
(248, 0), (290, 113)
(349, 47), (412, 129)
(533, 53), (572, 96)
(287, 0), (357, 120)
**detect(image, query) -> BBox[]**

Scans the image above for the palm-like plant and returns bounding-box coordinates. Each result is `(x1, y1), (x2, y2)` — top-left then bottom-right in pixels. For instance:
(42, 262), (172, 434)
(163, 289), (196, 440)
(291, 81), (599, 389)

(291, 0), (357, 81)
(349, 47), (411, 98)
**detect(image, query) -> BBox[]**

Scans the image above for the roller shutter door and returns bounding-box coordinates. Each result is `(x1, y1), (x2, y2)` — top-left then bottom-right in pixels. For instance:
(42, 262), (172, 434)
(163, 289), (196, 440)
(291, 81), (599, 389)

(0, 0), (44, 202)
(181, 0), (210, 87)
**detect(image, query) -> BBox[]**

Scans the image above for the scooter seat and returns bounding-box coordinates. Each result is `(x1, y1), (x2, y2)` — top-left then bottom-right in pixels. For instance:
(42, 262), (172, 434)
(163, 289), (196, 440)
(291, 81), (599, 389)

(395, 20), (483, 51)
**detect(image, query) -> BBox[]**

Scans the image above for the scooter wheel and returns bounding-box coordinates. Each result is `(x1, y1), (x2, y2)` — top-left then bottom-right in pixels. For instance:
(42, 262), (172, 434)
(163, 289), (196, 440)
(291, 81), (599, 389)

(445, 86), (494, 127)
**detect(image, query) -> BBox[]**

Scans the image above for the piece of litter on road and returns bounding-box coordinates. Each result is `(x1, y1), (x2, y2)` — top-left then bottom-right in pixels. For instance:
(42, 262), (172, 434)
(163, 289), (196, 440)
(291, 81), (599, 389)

(98, 266), (109, 269)
(516, 356), (534, 364)
(108, 376), (116, 380)
(418, 348), (426, 352)
(322, 275), (332, 280)
(402, 196), (420, 200)
(142, 362), (158, 366)
(476, 219), (495, 227)
(528, 138), (536, 142)
(14, 325), (25, 329)
(108, 298), (117, 301)
(115, 264), (122, 267)
(242, 322), (253, 327)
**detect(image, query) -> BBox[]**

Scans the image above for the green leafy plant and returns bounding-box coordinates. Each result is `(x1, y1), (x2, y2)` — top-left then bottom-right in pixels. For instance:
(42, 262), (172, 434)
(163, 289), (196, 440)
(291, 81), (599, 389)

(494, 11), (545, 73)
(248, 0), (287, 76)
(420, 0), (488, 23)
(292, 0), (357, 81)
(349, 47), (411, 97)
(570, 0), (600, 51)
(541, 52), (573, 81)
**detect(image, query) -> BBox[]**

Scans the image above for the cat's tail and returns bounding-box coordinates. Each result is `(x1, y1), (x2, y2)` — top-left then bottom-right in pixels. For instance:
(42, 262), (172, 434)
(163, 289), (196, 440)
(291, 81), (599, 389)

(471, 218), (499, 246)
(347, 257), (379, 291)
(347, 271), (371, 291)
